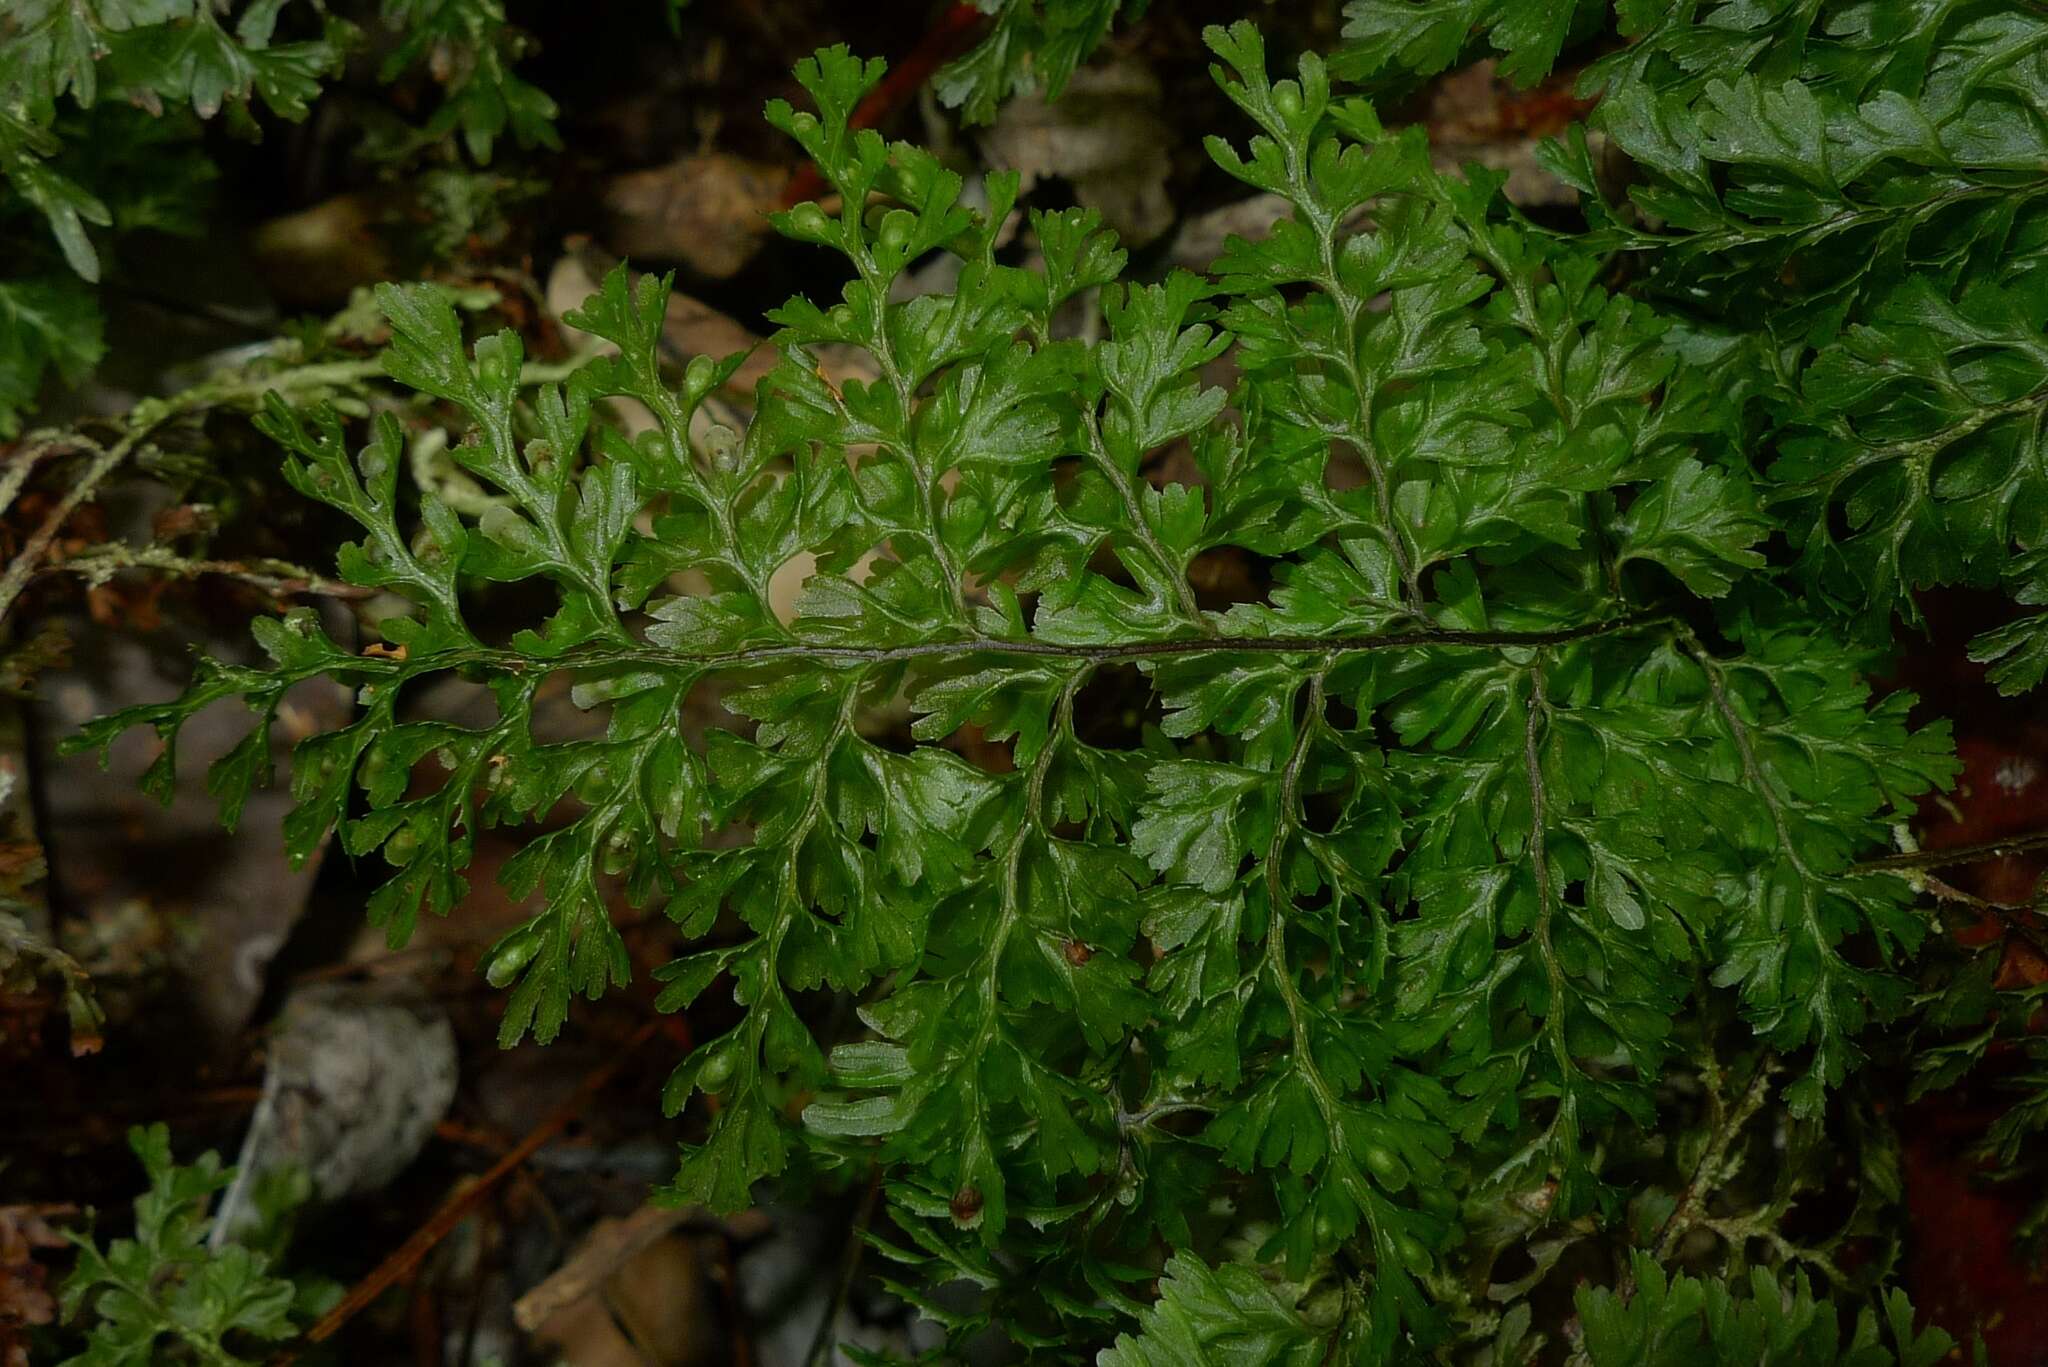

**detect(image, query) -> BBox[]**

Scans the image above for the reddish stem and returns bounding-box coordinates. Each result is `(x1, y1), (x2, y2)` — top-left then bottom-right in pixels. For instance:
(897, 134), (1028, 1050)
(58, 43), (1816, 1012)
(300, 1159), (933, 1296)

(779, 4), (988, 208)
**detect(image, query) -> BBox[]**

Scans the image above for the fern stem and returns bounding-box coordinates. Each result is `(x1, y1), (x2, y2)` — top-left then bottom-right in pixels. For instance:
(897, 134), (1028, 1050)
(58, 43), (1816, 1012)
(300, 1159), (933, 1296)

(1258, 672), (1408, 1279)
(1315, 234), (1421, 608)
(1264, 670), (1327, 1058)
(1676, 626), (1855, 1060)
(976, 667), (1087, 1030)
(1521, 656), (1582, 1150)
(449, 610), (1668, 676)
(1681, 633), (1817, 879)
(286, 615), (1668, 691)
(1079, 407), (1215, 633)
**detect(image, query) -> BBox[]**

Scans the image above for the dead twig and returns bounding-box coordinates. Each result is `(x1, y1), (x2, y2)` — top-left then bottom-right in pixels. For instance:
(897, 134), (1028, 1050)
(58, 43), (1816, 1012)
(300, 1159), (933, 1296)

(1915, 873), (2048, 962)
(1854, 829), (2048, 873)
(408, 1269), (440, 1367)
(270, 1019), (659, 1364)
(34, 546), (376, 601)
(514, 1203), (690, 1333)
(0, 444), (129, 627)
(1649, 1054), (1779, 1264)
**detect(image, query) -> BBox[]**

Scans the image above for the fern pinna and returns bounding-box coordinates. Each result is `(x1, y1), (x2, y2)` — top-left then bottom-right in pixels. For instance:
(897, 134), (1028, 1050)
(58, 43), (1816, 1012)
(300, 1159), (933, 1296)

(75, 22), (1970, 1362)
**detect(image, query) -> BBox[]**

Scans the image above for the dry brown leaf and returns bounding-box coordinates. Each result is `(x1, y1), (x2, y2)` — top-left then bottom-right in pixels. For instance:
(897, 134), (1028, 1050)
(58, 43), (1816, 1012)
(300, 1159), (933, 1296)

(602, 152), (789, 281)
(1423, 60), (1594, 207)
(0, 1203), (74, 1367)
(981, 61), (1175, 247)
(251, 193), (399, 307)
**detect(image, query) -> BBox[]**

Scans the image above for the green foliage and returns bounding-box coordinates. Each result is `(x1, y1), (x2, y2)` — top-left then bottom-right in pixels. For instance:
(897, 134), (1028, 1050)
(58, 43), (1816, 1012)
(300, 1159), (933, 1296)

(1342, 0), (2048, 683)
(0, 272), (102, 436)
(373, 0), (560, 163)
(0, 0), (558, 432)
(1913, 965), (2048, 1263)
(58, 1124), (328, 1366)
(1521, 0), (2048, 685)
(1099, 1252), (1350, 1365)
(0, 0), (349, 281)
(1566, 1254), (1954, 1366)
(1335, 0), (1596, 86)
(1086, 1247), (1958, 1366)
(60, 10), (2037, 1365)
(936, 0), (1151, 124)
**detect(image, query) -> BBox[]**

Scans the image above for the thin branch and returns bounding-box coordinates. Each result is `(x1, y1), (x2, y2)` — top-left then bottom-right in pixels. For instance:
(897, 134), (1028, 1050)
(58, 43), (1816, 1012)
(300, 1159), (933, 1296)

(1898, 870), (2048, 965)
(1854, 830), (2048, 874)
(35, 545), (376, 601)
(0, 433), (98, 520)
(1851, 832), (2048, 961)
(1917, 872), (2048, 916)
(0, 442), (130, 625)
